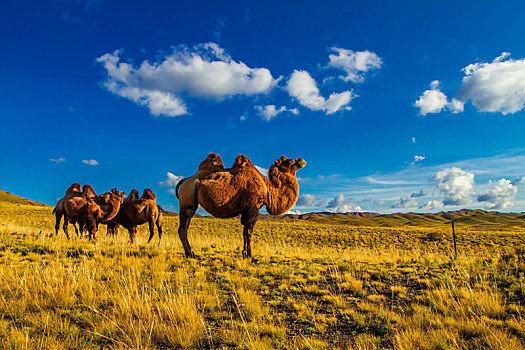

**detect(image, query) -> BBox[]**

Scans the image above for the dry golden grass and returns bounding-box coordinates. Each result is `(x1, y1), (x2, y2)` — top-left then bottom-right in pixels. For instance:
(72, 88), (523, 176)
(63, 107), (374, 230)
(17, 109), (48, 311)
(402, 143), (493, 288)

(0, 200), (524, 348)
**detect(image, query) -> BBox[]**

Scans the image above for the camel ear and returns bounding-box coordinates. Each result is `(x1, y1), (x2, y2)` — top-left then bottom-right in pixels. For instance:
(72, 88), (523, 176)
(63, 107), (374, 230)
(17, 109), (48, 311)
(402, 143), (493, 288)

(280, 155), (287, 161)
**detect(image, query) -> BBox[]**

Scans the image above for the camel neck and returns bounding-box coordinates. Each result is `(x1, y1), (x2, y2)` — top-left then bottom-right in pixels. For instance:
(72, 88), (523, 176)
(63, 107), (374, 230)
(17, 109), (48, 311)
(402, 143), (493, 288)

(98, 198), (121, 222)
(266, 169), (299, 215)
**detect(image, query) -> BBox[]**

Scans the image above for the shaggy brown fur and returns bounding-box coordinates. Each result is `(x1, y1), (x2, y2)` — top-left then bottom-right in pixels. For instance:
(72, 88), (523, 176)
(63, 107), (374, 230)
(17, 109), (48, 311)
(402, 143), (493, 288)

(64, 189), (125, 240)
(82, 184), (97, 198)
(108, 189), (163, 244)
(106, 189), (140, 237)
(177, 154), (306, 260)
(175, 153), (225, 199)
(52, 183), (84, 238)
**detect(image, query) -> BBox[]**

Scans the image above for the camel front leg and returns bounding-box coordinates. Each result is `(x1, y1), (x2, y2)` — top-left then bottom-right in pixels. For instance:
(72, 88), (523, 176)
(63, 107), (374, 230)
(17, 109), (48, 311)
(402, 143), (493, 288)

(178, 207), (196, 258)
(62, 218), (70, 240)
(86, 215), (97, 241)
(241, 207), (260, 261)
(126, 226), (137, 243)
(72, 221), (80, 237)
(54, 212), (62, 237)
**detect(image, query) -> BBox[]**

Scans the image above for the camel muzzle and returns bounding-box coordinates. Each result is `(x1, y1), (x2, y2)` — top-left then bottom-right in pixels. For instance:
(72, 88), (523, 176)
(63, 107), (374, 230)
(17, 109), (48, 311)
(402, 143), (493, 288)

(297, 159), (307, 168)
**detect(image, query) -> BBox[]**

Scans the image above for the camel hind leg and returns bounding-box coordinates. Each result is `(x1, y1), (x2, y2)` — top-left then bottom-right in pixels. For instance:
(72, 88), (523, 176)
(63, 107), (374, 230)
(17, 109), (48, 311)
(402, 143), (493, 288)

(156, 213), (163, 246)
(54, 211), (62, 237)
(62, 216), (71, 240)
(146, 219), (155, 244)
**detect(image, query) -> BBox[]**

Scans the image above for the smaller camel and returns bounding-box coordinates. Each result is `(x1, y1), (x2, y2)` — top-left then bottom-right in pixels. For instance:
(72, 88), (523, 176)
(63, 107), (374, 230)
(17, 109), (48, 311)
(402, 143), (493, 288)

(53, 183), (97, 238)
(108, 189), (164, 245)
(176, 154), (306, 260)
(106, 189), (139, 237)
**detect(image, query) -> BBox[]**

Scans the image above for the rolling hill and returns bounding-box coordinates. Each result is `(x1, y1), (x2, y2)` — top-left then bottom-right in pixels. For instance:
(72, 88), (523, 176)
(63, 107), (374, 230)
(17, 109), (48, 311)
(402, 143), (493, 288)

(2, 189), (525, 229)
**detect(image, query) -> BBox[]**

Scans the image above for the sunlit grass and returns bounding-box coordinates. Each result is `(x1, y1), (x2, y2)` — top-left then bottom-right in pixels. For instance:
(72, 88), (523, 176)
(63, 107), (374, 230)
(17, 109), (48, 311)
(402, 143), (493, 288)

(0, 201), (524, 348)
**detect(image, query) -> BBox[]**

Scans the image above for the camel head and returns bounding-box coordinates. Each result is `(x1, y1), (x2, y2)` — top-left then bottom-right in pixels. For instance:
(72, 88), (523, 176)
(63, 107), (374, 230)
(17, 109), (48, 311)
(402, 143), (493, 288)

(268, 156), (306, 188)
(141, 189), (156, 200)
(110, 188), (127, 202)
(272, 156), (306, 174)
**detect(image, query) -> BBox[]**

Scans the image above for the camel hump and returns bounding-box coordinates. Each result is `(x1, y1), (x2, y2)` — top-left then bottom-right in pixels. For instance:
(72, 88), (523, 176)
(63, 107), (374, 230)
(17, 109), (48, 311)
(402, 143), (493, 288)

(231, 154), (255, 170)
(126, 189), (140, 202)
(141, 189), (156, 201)
(198, 152), (225, 173)
(82, 184), (97, 198)
(65, 183), (82, 196)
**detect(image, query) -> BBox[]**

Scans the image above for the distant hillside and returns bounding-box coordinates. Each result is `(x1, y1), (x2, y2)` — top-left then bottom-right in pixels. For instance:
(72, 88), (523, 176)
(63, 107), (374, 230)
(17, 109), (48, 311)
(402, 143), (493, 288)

(266, 209), (525, 230)
(0, 190), (48, 207)
(2, 189), (525, 229)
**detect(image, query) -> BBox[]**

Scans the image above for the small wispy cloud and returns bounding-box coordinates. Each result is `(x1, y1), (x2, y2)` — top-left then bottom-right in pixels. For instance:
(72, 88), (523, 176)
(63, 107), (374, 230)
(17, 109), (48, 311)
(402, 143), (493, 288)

(326, 47), (382, 83)
(49, 158), (66, 163)
(410, 155), (425, 165)
(82, 159), (99, 166)
(255, 105), (299, 121)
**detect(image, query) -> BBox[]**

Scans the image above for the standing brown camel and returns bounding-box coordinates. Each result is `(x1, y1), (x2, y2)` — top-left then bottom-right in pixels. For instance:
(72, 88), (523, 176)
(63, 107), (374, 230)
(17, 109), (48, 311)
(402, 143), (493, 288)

(106, 189), (139, 237)
(64, 188), (125, 240)
(107, 189), (164, 244)
(53, 184), (97, 238)
(176, 154), (306, 260)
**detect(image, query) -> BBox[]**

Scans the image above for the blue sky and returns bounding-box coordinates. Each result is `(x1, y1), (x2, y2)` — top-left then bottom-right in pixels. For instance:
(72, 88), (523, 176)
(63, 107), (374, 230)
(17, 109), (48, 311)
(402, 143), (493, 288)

(2, 0), (525, 214)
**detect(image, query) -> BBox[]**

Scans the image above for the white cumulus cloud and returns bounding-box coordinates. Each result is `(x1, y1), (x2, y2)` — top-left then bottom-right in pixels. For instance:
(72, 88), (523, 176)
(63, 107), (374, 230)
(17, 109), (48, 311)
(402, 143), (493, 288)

(327, 47), (382, 83)
(82, 159), (99, 166)
(416, 53), (525, 116)
(431, 167), (474, 206)
(326, 193), (363, 213)
(255, 105), (299, 121)
(454, 52), (525, 114)
(419, 200), (443, 211)
(414, 80), (461, 116)
(296, 194), (319, 207)
(391, 196), (418, 209)
(477, 178), (517, 209)
(97, 43), (279, 117)
(285, 70), (355, 114)
(159, 172), (184, 187)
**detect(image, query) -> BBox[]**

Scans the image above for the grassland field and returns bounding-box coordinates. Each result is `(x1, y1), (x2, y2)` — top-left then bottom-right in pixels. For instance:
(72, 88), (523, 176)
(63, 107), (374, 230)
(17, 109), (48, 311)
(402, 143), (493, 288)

(0, 191), (524, 349)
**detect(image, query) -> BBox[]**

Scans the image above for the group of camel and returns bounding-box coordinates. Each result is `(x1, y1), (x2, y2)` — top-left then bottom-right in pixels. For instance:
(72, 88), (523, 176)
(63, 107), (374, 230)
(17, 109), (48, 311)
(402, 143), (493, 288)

(53, 153), (306, 260)
(53, 185), (163, 243)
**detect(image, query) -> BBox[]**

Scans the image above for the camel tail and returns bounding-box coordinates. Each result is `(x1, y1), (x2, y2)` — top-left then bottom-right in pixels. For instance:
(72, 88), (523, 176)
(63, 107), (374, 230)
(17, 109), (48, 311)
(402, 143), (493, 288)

(52, 207), (56, 215)
(175, 178), (187, 199)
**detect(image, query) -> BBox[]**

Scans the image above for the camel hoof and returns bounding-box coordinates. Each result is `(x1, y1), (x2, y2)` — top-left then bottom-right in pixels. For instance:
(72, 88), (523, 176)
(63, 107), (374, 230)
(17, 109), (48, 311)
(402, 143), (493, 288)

(251, 257), (259, 264)
(186, 251), (197, 259)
